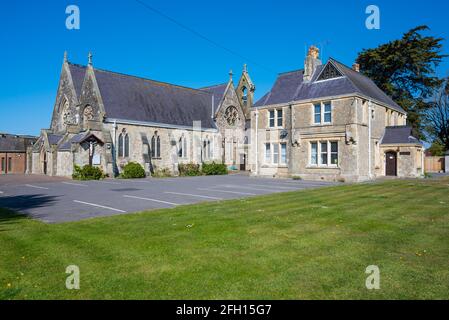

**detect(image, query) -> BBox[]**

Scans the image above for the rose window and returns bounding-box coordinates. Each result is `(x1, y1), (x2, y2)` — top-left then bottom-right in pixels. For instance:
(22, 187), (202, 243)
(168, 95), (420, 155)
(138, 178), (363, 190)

(225, 106), (239, 126)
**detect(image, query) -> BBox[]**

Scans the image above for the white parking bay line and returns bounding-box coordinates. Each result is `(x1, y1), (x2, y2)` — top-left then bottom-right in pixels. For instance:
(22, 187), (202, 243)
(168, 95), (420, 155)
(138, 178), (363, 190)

(24, 184), (50, 190)
(73, 200), (126, 213)
(123, 195), (180, 206)
(62, 182), (88, 187)
(247, 184), (298, 190)
(221, 184), (281, 192)
(164, 192), (223, 200)
(97, 181), (121, 185)
(197, 188), (257, 196)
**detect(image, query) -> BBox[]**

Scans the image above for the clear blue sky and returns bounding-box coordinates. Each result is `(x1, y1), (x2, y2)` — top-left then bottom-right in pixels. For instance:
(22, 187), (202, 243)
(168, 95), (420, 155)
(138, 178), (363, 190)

(1, 0), (448, 136)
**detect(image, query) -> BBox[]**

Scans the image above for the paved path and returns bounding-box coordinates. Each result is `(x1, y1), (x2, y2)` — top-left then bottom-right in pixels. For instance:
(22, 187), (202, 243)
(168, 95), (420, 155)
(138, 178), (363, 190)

(0, 174), (336, 223)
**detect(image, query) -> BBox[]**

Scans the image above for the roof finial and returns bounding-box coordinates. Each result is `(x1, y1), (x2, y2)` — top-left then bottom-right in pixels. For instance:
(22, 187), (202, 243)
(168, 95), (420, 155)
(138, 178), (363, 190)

(64, 51), (68, 63)
(229, 69), (233, 81)
(88, 52), (93, 66)
(243, 64), (247, 73)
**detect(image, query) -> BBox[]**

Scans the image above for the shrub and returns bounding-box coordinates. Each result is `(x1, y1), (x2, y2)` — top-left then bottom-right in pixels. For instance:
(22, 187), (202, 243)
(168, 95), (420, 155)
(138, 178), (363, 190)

(152, 168), (172, 178)
(202, 162), (228, 176)
(72, 164), (105, 180)
(121, 162), (146, 179)
(424, 172), (433, 179)
(179, 163), (201, 176)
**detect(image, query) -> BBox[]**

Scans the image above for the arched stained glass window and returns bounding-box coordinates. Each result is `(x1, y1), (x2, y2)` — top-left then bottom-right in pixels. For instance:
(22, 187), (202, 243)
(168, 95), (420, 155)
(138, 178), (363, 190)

(124, 134), (130, 157)
(156, 136), (161, 158)
(151, 136), (156, 158)
(118, 133), (124, 157)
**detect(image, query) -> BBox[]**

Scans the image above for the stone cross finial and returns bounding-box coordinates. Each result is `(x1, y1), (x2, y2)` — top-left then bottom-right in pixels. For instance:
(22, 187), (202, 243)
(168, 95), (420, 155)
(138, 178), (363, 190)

(243, 64), (247, 73)
(64, 51), (68, 63)
(229, 69), (233, 81)
(88, 52), (93, 66)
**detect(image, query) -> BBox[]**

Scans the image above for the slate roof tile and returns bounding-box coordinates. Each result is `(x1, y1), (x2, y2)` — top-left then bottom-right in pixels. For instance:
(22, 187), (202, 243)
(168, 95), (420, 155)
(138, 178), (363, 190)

(255, 58), (405, 114)
(381, 126), (421, 145)
(68, 63), (217, 129)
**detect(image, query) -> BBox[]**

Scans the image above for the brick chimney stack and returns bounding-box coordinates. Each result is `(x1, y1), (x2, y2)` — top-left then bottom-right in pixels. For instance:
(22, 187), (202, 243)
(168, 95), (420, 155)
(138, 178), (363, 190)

(352, 63), (360, 72)
(303, 45), (322, 82)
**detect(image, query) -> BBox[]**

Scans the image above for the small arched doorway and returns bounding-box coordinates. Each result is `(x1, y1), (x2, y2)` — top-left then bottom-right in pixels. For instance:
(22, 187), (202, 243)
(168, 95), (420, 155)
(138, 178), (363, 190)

(385, 151), (397, 176)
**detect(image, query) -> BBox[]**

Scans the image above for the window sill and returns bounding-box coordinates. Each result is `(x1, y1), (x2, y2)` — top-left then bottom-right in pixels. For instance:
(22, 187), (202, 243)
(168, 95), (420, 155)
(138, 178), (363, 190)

(261, 164), (288, 168)
(312, 123), (333, 127)
(306, 165), (340, 169)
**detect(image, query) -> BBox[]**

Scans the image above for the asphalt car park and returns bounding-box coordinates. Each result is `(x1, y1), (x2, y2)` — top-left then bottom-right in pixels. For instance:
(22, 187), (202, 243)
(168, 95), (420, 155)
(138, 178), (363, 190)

(0, 174), (336, 223)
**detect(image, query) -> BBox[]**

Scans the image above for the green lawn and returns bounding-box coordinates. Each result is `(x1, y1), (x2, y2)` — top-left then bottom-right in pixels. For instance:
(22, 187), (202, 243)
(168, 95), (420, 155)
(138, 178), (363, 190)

(1, 178), (449, 300)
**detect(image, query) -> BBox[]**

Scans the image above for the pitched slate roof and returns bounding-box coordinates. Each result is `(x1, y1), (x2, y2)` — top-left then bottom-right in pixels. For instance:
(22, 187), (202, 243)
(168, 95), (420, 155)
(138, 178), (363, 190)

(58, 132), (87, 150)
(68, 63), (217, 129)
(200, 83), (228, 112)
(255, 59), (405, 114)
(68, 64), (85, 97)
(0, 134), (37, 152)
(47, 133), (64, 145)
(381, 126), (421, 145)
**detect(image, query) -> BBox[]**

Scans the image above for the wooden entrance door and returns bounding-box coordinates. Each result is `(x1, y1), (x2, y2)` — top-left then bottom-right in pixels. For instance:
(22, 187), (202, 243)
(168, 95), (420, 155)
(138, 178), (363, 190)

(386, 151), (397, 176)
(240, 153), (246, 171)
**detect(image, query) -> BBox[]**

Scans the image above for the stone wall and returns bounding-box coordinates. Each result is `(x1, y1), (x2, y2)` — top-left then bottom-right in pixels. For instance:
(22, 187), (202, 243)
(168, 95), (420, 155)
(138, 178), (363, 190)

(57, 151), (73, 177)
(106, 122), (223, 176)
(380, 144), (423, 178)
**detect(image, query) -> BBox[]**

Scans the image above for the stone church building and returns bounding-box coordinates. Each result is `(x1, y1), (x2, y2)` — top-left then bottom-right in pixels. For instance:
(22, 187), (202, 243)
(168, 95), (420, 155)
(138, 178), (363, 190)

(32, 52), (254, 177)
(31, 48), (423, 181)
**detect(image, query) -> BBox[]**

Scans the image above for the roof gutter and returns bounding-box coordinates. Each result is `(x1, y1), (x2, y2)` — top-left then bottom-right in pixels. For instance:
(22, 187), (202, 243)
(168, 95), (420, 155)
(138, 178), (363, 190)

(254, 93), (406, 115)
(105, 118), (219, 133)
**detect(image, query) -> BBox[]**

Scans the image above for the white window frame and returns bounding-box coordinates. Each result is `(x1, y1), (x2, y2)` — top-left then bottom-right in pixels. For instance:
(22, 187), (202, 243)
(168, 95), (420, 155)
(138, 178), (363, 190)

(280, 143), (287, 164)
(265, 142), (287, 165)
(268, 109), (284, 128)
(265, 143), (271, 163)
(312, 101), (332, 125)
(269, 110), (275, 128)
(310, 142), (318, 165)
(273, 144), (279, 164)
(309, 140), (339, 167)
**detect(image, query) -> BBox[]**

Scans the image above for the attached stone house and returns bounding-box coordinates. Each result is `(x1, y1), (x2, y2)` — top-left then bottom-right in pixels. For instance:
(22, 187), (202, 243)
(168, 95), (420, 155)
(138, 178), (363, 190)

(32, 53), (253, 177)
(250, 46), (423, 181)
(31, 48), (423, 181)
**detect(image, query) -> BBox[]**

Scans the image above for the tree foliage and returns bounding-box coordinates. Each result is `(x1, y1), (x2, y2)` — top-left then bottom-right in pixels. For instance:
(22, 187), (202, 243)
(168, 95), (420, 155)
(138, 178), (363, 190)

(425, 77), (449, 151)
(356, 25), (447, 138)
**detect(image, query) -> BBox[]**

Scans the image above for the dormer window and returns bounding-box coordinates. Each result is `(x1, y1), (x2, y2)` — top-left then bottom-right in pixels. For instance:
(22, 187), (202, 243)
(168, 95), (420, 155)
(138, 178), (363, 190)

(316, 62), (343, 81)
